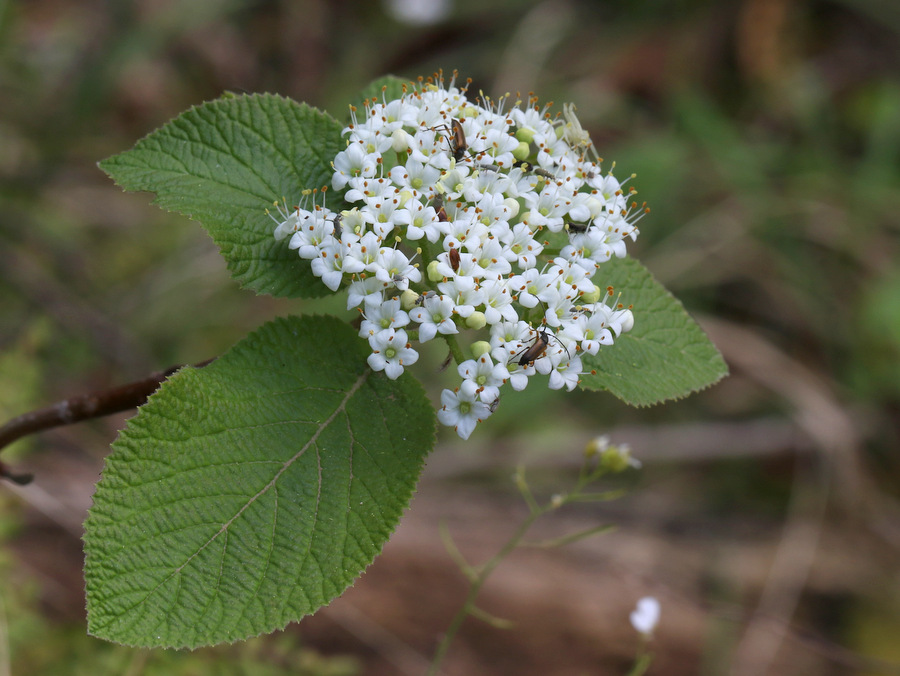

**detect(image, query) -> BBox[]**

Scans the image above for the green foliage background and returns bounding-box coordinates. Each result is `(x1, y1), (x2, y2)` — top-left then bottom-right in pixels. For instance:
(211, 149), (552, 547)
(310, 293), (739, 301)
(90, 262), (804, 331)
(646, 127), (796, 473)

(1, 0), (899, 673)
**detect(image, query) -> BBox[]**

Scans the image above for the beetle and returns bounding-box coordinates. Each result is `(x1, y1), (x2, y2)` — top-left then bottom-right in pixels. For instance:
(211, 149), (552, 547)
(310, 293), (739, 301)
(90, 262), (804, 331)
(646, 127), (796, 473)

(448, 118), (468, 162)
(433, 194), (450, 222)
(448, 246), (461, 272)
(515, 327), (570, 367)
(434, 118), (469, 162)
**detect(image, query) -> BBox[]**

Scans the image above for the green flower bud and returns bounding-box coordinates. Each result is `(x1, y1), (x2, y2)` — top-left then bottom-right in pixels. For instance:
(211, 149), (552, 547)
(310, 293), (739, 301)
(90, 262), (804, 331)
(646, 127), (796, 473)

(465, 311), (487, 330)
(427, 260), (443, 283)
(400, 289), (419, 310)
(471, 340), (492, 358)
(582, 284), (602, 304)
(515, 127), (535, 144)
(512, 141), (531, 161)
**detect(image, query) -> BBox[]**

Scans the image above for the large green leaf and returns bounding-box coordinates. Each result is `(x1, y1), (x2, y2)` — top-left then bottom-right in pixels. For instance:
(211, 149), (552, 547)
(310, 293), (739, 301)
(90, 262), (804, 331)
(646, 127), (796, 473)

(581, 257), (728, 405)
(83, 315), (435, 648)
(99, 94), (344, 298)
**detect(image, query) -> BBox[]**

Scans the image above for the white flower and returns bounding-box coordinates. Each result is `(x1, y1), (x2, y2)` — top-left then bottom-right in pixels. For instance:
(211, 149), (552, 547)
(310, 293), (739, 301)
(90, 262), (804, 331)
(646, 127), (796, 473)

(436, 276), (484, 318)
(273, 73), (646, 438)
(479, 277), (517, 325)
(367, 329), (419, 379)
(409, 294), (458, 341)
(359, 296), (410, 339)
(457, 353), (509, 403)
(373, 247), (421, 291)
(332, 144), (377, 190)
(547, 353), (581, 391)
(389, 158), (441, 195)
(346, 275), (386, 309)
(437, 380), (493, 440)
(629, 597), (660, 636)
(499, 222), (543, 269)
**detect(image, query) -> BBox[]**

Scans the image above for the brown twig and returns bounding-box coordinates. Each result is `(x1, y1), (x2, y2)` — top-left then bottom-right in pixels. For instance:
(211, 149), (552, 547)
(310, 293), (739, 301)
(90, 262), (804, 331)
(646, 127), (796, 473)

(0, 358), (216, 481)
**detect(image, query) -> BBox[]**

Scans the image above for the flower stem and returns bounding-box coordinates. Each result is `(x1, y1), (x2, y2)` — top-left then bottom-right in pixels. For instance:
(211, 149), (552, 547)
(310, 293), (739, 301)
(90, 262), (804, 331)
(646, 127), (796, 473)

(443, 334), (466, 365)
(426, 506), (545, 676)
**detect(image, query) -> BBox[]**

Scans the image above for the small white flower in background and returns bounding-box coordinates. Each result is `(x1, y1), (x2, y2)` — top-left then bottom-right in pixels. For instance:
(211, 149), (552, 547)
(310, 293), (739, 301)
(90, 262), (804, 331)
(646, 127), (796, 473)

(272, 71), (647, 438)
(630, 597), (660, 637)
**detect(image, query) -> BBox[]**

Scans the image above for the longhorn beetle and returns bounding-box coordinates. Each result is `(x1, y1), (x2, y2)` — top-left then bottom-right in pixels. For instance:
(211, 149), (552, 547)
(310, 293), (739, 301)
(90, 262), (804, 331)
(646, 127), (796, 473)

(433, 118), (469, 162)
(447, 118), (468, 162)
(515, 327), (570, 367)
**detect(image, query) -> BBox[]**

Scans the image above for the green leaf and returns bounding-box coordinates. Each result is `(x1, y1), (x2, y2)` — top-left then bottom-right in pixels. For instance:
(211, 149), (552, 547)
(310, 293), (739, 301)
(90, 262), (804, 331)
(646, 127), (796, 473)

(83, 315), (436, 648)
(99, 94), (345, 298)
(580, 257), (728, 406)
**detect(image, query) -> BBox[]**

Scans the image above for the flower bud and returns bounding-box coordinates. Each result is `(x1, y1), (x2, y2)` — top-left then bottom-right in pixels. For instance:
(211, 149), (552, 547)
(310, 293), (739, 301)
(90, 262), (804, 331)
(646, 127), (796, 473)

(465, 311), (487, 330)
(471, 340), (492, 358)
(584, 434), (610, 458)
(503, 197), (520, 219)
(582, 284), (602, 304)
(598, 443), (640, 473)
(427, 260), (443, 283)
(391, 128), (412, 153)
(399, 289), (419, 310)
(515, 127), (535, 144)
(512, 141), (531, 161)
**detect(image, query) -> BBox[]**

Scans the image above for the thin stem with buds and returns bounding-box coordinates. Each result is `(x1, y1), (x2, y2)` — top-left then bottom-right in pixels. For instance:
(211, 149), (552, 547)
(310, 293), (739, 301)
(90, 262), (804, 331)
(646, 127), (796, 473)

(427, 446), (634, 675)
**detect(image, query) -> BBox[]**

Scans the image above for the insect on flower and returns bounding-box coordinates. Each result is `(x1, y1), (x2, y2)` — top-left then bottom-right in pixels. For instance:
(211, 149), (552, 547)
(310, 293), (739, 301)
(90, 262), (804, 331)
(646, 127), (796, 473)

(448, 118), (468, 162)
(434, 118), (469, 163)
(415, 290), (437, 306)
(448, 246), (461, 272)
(434, 194), (450, 222)
(516, 327), (569, 367)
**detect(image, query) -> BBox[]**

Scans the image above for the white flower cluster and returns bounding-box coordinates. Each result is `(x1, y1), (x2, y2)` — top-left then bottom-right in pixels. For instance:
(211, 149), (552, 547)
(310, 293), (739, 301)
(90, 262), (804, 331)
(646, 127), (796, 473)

(272, 74), (643, 439)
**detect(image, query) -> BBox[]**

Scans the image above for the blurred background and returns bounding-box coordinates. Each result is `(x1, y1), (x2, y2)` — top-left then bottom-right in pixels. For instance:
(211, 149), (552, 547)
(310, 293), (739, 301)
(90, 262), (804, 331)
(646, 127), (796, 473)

(1, 0), (899, 673)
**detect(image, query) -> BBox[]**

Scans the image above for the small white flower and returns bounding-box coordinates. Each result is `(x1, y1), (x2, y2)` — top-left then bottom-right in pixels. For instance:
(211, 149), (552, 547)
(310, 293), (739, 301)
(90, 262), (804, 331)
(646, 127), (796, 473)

(630, 597), (660, 636)
(409, 294), (458, 341)
(437, 380), (493, 440)
(389, 158), (441, 195)
(457, 353), (509, 403)
(346, 275), (386, 309)
(436, 275), (484, 318)
(367, 329), (419, 379)
(479, 277), (518, 325)
(359, 296), (410, 339)
(373, 247), (421, 291)
(332, 144), (377, 190)
(547, 353), (581, 391)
